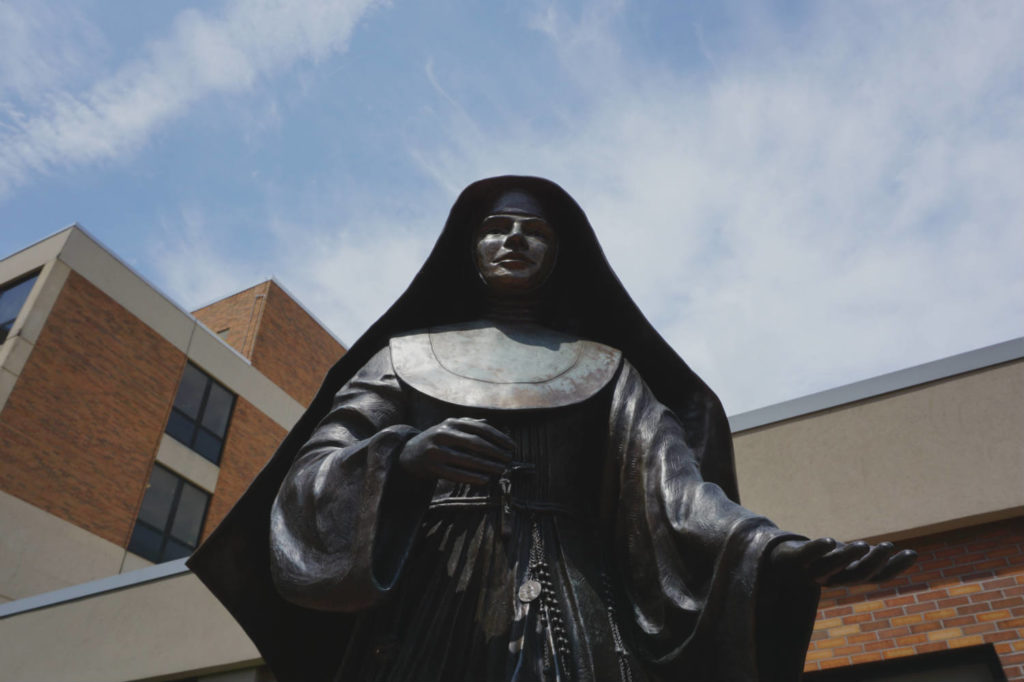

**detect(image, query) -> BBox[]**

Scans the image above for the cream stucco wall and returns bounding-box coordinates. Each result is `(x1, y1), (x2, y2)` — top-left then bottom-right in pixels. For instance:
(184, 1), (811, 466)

(0, 490), (126, 602)
(0, 572), (259, 682)
(734, 359), (1024, 541)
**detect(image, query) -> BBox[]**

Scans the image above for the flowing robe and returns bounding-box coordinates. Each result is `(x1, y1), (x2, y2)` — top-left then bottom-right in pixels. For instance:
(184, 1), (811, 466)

(270, 344), (819, 682)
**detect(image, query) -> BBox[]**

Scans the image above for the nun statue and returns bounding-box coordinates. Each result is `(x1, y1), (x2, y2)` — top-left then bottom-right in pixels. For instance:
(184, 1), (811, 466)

(188, 176), (914, 682)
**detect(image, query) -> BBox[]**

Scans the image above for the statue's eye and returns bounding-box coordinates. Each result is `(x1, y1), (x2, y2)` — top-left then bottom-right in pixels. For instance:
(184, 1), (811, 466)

(480, 216), (514, 235)
(521, 220), (553, 239)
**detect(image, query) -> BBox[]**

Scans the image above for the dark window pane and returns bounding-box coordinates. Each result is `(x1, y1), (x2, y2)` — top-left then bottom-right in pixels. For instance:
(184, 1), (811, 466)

(172, 364), (209, 418)
(192, 429), (223, 464)
(170, 482), (208, 545)
(165, 410), (197, 447)
(0, 274), (38, 339)
(128, 522), (164, 563)
(165, 364), (235, 460)
(137, 466), (178, 528)
(201, 382), (234, 436)
(162, 538), (193, 561)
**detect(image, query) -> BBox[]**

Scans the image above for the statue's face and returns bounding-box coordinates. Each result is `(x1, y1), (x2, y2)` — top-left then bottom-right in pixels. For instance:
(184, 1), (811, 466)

(474, 212), (558, 293)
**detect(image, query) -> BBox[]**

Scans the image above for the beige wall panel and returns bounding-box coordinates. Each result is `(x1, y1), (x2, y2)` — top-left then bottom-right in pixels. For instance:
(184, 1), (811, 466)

(0, 230), (69, 287)
(120, 552), (154, 573)
(0, 336), (34, 376)
(58, 228), (196, 351)
(734, 360), (1024, 541)
(186, 325), (303, 430)
(0, 573), (260, 682)
(156, 434), (220, 493)
(0, 490), (124, 602)
(0, 368), (16, 417)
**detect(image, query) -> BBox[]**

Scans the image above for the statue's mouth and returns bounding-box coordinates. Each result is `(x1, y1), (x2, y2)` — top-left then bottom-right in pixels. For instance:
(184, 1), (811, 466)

(495, 254), (533, 265)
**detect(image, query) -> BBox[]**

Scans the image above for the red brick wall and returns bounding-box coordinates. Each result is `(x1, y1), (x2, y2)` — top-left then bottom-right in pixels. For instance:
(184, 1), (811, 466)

(203, 396), (286, 539)
(249, 281), (345, 407)
(805, 518), (1024, 680)
(191, 281), (270, 359)
(0, 271), (185, 546)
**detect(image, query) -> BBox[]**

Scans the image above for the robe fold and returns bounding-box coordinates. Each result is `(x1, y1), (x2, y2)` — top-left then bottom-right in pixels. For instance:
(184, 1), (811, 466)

(267, 346), (819, 682)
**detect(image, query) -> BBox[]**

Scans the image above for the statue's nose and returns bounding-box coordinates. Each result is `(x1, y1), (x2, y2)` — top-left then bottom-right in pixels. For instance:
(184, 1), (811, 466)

(503, 223), (528, 249)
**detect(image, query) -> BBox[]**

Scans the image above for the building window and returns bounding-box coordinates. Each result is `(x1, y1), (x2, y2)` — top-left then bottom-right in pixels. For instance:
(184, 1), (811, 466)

(0, 271), (39, 344)
(166, 363), (235, 465)
(128, 464), (210, 563)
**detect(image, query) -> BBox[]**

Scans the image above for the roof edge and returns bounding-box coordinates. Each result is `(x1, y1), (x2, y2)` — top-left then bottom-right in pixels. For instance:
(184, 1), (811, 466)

(0, 559), (189, 619)
(729, 337), (1024, 433)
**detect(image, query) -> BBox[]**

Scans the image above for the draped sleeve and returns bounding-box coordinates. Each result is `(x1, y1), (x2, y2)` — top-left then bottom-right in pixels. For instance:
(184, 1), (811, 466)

(608, 360), (820, 681)
(269, 347), (434, 612)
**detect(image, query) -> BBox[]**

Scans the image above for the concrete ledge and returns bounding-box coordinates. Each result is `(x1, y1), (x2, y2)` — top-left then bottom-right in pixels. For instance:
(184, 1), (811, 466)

(0, 558), (189, 619)
(0, 565), (260, 682)
(0, 490), (126, 604)
(155, 434), (220, 493)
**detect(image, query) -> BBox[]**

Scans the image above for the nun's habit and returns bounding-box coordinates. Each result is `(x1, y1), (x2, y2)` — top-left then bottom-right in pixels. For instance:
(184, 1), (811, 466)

(188, 176), (819, 682)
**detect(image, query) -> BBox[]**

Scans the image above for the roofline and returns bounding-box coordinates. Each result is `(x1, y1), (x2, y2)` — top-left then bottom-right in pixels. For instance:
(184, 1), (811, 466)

(728, 337), (1024, 432)
(0, 559), (189, 619)
(267, 276), (349, 350)
(187, 277), (349, 351)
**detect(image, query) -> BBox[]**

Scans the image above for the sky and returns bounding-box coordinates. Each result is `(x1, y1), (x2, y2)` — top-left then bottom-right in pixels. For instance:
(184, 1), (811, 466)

(1, 0), (1021, 415)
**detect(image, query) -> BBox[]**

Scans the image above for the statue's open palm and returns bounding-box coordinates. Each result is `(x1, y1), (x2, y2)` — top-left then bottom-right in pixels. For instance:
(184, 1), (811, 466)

(772, 538), (917, 586)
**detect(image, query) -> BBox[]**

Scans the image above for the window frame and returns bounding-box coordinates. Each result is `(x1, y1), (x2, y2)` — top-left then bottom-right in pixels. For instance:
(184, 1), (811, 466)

(128, 464), (210, 564)
(0, 269), (41, 344)
(165, 363), (236, 465)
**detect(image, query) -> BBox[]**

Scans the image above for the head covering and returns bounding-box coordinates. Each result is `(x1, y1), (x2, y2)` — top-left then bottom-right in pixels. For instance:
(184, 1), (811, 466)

(188, 176), (737, 681)
(489, 189), (549, 218)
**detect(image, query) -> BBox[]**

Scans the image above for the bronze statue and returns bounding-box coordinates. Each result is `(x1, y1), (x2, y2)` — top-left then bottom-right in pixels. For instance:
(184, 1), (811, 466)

(189, 176), (914, 682)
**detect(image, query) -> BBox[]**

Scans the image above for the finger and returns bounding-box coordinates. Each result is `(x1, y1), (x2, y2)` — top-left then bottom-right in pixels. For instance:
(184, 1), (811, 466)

(431, 464), (490, 487)
(434, 430), (514, 464)
(809, 541), (871, 582)
(792, 537), (839, 567)
(432, 446), (508, 477)
(449, 418), (517, 452)
(830, 542), (896, 584)
(872, 549), (918, 583)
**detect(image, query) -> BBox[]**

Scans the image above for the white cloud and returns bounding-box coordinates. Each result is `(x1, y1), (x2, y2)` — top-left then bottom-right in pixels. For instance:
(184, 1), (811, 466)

(141, 0), (1023, 414)
(405, 0), (1024, 412)
(0, 0), (382, 197)
(148, 208), (260, 311)
(0, 2), (107, 103)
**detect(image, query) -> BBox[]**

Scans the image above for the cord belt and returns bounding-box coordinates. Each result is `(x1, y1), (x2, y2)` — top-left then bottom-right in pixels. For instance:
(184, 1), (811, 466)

(427, 495), (583, 519)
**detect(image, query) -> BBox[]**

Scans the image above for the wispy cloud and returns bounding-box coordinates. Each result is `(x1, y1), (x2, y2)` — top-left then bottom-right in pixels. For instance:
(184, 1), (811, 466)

(0, 0), (382, 197)
(140, 0), (1022, 413)
(0, 2), (107, 103)
(406, 1), (1024, 411)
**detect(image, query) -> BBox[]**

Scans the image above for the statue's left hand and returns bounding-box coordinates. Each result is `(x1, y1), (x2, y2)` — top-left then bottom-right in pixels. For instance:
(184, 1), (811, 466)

(770, 538), (916, 586)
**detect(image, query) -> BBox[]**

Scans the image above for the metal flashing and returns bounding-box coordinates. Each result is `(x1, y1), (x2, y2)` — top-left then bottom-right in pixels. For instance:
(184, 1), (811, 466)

(729, 337), (1024, 433)
(0, 558), (190, 619)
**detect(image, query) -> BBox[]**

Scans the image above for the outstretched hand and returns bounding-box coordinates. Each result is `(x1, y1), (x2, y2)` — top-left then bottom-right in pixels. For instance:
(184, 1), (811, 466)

(400, 417), (515, 486)
(771, 537), (916, 586)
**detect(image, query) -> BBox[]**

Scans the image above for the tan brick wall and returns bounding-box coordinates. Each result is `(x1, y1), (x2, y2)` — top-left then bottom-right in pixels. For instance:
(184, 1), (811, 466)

(249, 281), (344, 407)
(805, 518), (1024, 680)
(203, 396), (286, 539)
(0, 271), (185, 546)
(190, 281), (270, 359)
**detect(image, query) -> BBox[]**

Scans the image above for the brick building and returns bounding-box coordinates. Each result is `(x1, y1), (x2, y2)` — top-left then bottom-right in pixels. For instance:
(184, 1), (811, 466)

(0, 226), (343, 629)
(0, 226), (1020, 682)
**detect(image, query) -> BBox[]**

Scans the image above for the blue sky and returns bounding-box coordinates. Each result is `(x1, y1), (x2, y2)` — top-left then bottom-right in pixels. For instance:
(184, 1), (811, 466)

(1, 0), (1022, 413)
